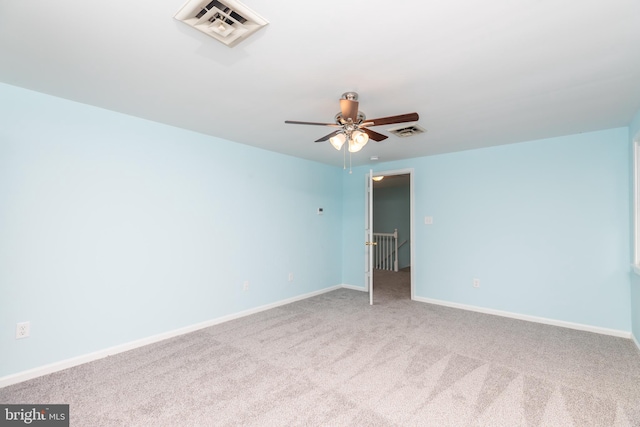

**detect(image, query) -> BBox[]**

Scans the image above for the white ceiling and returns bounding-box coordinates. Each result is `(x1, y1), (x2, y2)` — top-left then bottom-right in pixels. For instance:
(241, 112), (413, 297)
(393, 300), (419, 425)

(1, 0), (639, 167)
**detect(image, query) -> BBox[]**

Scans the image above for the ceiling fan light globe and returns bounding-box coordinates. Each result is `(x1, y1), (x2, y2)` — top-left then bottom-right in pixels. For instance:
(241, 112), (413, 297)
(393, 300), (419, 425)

(348, 140), (363, 153)
(353, 130), (369, 145)
(329, 133), (346, 150)
(348, 130), (369, 152)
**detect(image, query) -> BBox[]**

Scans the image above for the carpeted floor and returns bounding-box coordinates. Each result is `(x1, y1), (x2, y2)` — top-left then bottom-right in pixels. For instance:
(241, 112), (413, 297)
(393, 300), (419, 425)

(2, 270), (640, 426)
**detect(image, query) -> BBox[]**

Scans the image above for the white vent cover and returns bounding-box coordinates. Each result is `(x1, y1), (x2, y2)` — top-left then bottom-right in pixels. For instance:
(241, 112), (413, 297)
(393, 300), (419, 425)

(387, 123), (426, 138)
(175, 0), (268, 47)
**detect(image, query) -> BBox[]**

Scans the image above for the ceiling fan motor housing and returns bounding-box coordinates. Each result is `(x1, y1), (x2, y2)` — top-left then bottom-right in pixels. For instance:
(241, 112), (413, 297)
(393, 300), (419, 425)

(335, 111), (366, 125)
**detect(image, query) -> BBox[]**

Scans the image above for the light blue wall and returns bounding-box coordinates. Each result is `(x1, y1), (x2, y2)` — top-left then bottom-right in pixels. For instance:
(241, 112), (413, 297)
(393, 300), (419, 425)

(630, 109), (640, 344)
(373, 185), (411, 268)
(0, 83), (343, 377)
(1, 80), (636, 379)
(343, 128), (631, 331)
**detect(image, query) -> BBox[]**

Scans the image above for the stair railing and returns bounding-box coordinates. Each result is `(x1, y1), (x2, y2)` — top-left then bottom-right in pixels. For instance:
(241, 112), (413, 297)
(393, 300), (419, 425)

(373, 229), (398, 272)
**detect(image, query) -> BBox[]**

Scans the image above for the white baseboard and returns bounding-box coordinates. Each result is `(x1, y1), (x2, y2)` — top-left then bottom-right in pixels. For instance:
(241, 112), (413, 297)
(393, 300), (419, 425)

(633, 332), (640, 352)
(341, 284), (366, 292)
(0, 285), (342, 388)
(413, 296), (632, 339)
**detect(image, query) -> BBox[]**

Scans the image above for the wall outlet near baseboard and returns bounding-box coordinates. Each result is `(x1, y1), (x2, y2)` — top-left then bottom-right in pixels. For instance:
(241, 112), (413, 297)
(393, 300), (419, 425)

(472, 278), (480, 288)
(243, 281), (249, 292)
(16, 321), (30, 339)
(288, 273), (294, 282)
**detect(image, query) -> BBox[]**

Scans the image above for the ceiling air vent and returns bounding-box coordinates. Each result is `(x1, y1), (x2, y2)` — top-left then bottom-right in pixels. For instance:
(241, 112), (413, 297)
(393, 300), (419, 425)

(175, 0), (268, 47)
(387, 123), (426, 138)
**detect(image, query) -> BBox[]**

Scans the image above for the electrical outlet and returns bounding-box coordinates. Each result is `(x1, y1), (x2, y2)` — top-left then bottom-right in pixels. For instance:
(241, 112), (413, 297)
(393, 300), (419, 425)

(424, 216), (433, 225)
(243, 281), (249, 292)
(288, 273), (294, 282)
(16, 321), (30, 339)
(473, 278), (480, 288)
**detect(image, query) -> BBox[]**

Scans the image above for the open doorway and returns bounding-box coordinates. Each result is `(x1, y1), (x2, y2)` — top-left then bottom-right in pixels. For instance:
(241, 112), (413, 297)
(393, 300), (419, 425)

(371, 171), (412, 303)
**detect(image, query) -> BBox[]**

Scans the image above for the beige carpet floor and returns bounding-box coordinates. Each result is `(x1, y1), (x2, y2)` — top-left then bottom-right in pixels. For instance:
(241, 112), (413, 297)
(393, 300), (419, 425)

(2, 269), (640, 426)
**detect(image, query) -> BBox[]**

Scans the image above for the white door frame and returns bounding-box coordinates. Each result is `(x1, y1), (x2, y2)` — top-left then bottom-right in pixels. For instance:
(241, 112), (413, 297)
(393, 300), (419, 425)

(366, 169), (374, 305)
(364, 167), (415, 301)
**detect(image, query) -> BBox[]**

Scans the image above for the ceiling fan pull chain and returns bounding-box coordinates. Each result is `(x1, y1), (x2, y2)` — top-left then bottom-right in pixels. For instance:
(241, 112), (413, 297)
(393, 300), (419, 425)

(343, 143), (346, 170)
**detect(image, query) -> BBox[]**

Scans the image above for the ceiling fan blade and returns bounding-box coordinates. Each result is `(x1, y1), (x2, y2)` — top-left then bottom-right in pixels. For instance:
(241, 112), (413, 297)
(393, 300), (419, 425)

(315, 130), (341, 142)
(362, 128), (388, 142)
(340, 99), (359, 121)
(285, 120), (340, 127)
(361, 112), (419, 127)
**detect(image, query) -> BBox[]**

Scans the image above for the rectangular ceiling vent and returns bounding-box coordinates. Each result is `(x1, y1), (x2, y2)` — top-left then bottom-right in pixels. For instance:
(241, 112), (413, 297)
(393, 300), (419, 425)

(387, 123), (426, 138)
(175, 0), (268, 47)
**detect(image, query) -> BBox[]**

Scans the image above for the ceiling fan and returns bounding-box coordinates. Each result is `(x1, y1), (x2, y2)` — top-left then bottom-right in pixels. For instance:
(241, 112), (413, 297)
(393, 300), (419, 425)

(285, 92), (419, 153)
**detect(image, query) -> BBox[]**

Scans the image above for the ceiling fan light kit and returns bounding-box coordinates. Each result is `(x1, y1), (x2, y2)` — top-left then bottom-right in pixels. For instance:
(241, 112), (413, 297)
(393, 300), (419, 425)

(329, 133), (346, 150)
(349, 130), (369, 152)
(285, 92), (419, 158)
